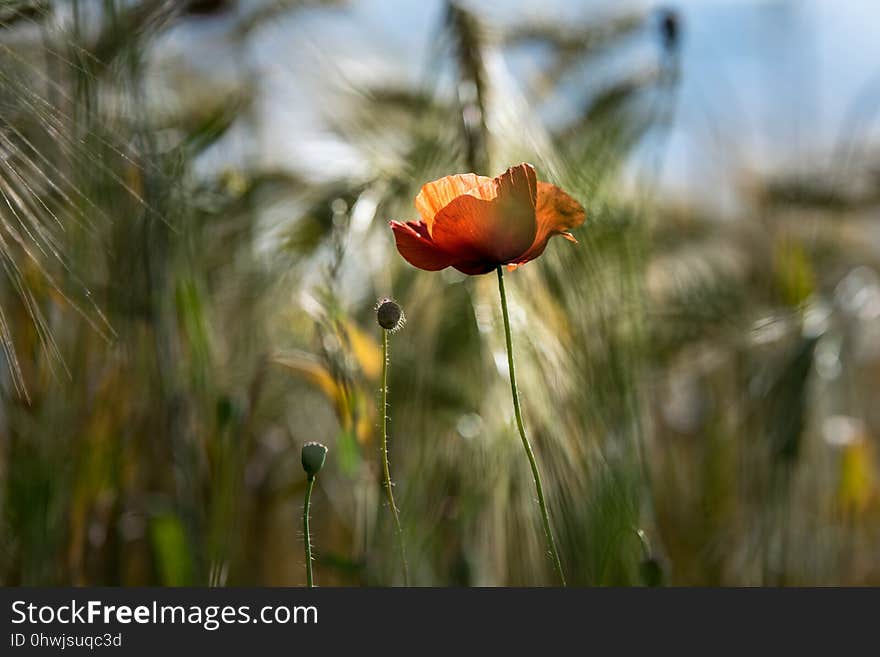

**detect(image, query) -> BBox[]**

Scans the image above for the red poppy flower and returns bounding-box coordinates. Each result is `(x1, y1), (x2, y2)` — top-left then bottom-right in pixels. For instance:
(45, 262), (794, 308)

(390, 163), (586, 275)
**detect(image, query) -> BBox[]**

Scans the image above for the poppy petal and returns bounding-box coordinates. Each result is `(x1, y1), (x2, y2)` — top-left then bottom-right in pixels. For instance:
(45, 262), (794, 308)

(428, 195), (498, 262)
(495, 162), (537, 210)
(430, 194), (534, 267)
(415, 173), (495, 229)
(390, 220), (454, 271)
(511, 181), (585, 266)
(490, 163), (539, 259)
(453, 260), (498, 276)
(431, 164), (539, 266)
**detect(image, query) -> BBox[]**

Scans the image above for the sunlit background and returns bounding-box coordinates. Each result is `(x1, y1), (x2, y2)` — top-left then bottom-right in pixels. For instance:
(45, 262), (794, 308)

(1, 0), (879, 586)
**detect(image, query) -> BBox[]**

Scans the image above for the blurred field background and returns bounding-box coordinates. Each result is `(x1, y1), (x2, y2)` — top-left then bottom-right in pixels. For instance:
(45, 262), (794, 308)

(1, 0), (880, 586)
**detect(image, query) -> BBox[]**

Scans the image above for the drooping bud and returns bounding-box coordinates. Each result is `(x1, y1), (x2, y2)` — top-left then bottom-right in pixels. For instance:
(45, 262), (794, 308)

(301, 442), (328, 477)
(376, 297), (404, 331)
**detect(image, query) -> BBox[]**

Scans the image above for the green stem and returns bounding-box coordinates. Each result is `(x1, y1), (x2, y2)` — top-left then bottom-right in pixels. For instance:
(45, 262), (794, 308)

(496, 266), (566, 586)
(382, 329), (410, 585)
(303, 474), (316, 587)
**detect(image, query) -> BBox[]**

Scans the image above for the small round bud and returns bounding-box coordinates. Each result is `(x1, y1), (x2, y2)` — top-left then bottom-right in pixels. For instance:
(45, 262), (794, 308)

(301, 442), (328, 477)
(376, 298), (404, 331)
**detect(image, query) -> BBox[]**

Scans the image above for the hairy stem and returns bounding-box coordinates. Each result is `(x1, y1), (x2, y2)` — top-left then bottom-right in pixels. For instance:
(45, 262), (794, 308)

(382, 329), (410, 585)
(496, 266), (566, 586)
(303, 474), (316, 587)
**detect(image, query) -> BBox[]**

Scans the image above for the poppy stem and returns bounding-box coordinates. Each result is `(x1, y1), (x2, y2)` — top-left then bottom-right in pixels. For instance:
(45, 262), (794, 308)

(303, 473), (316, 587)
(496, 266), (567, 586)
(382, 329), (410, 586)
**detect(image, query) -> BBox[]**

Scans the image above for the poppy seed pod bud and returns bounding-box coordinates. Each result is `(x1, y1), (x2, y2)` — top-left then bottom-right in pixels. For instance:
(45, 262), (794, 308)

(376, 298), (404, 331)
(301, 442), (328, 477)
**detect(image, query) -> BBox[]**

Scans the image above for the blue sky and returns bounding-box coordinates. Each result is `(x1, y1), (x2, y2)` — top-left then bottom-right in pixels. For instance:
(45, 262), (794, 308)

(174, 0), (880, 207)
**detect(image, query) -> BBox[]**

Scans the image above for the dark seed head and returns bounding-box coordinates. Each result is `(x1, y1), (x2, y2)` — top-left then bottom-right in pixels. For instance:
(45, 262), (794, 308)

(658, 8), (680, 53)
(301, 442), (328, 477)
(376, 298), (404, 331)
